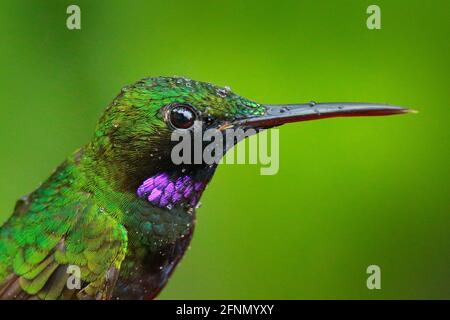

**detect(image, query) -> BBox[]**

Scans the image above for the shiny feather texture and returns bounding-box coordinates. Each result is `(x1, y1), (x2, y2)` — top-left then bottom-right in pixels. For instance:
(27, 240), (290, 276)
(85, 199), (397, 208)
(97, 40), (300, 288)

(0, 77), (265, 300)
(0, 76), (409, 299)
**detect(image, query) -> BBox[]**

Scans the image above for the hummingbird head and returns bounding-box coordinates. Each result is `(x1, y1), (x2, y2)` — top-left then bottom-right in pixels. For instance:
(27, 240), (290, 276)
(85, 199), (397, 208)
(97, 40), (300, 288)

(90, 76), (412, 210)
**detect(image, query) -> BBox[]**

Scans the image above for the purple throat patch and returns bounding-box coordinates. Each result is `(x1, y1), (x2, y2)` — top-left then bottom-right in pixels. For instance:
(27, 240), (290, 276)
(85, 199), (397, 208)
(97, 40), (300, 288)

(137, 173), (205, 208)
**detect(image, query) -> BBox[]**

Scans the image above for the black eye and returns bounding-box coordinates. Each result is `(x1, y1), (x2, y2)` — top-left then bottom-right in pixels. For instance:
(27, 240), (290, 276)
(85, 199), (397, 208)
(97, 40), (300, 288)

(169, 104), (197, 129)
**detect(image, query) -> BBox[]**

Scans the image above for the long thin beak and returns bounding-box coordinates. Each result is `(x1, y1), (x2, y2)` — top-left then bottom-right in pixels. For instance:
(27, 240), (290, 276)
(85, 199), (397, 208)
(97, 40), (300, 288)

(235, 102), (415, 128)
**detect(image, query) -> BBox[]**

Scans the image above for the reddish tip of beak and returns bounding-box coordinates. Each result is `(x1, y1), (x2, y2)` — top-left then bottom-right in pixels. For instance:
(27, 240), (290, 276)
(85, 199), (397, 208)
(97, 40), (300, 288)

(236, 102), (415, 128)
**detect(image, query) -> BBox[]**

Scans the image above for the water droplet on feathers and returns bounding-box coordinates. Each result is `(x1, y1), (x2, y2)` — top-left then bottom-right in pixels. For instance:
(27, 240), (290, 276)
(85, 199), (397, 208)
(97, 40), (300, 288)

(216, 88), (228, 97)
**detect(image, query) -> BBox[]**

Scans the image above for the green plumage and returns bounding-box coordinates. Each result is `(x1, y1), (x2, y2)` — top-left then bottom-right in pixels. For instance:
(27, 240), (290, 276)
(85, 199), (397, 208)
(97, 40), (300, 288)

(0, 151), (128, 299)
(0, 76), (408, 299)
(0, 77), (265, 299)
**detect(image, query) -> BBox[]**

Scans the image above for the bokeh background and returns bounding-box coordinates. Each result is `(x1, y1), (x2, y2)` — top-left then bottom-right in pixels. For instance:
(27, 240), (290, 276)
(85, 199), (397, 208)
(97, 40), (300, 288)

(0, 0), (448, 299)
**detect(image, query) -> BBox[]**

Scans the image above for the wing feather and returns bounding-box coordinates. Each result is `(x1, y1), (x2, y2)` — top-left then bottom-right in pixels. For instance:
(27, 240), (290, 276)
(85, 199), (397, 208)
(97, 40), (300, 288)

(0, 197), (128, 300)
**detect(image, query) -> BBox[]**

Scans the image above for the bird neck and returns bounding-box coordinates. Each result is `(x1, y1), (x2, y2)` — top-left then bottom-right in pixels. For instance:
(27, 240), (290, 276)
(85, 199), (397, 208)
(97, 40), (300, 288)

(136, 173), (206, 210)
(79, 143), (217, 213)
(67, 146), (200, 258)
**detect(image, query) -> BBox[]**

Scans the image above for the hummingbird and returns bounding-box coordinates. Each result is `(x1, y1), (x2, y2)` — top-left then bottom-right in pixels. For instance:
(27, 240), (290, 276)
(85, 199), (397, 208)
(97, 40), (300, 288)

(0, 77), (412, 300)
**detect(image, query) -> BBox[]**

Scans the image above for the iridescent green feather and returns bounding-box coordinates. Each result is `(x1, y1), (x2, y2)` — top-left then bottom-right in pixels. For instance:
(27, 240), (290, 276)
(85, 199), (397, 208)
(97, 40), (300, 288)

(0, 77), (267, 299)
(0, 151), (128, 299)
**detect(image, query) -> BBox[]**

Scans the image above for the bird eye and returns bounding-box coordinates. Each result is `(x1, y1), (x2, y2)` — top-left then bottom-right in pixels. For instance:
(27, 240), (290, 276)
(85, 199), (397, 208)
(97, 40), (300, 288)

(168, 104), (197, 129)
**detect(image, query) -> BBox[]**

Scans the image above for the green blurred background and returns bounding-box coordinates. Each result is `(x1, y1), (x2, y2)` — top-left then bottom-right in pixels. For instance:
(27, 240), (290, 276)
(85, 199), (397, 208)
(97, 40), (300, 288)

(0, 0), (448, 299)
